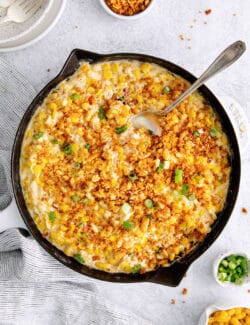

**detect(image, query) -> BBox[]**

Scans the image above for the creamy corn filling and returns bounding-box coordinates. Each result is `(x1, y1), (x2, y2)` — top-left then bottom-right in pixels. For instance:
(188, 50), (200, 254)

(20, 60), (231, 273)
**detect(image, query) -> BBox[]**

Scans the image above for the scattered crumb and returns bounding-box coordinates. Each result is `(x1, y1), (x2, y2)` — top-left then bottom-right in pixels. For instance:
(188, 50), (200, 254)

(193, 19), (197, 23)
(242, 207), (248, 214)
(189, 25), (194, 29)
(187, 46), (191, 50)
(187, 38), (191, 41)
(47, 68), (51, 72)
(179, 34), (185, 41)
(182, 288), (188, 295)
(233, 13), (236, 16)
(248, 289), (250, 293)
(182, 301), (186, 304)
(205, 9), (212, 15)
(198, 10), (202, 14)
(171, 299), (176, 305)
(204, 21), (208, 25)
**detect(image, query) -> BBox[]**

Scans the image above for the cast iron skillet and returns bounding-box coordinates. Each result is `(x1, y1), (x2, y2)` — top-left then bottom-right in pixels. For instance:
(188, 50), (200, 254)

(11, 50), (241, 286)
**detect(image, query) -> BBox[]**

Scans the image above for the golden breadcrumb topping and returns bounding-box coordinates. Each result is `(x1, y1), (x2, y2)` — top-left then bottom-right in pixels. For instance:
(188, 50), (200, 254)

(20, 60), (231, 273)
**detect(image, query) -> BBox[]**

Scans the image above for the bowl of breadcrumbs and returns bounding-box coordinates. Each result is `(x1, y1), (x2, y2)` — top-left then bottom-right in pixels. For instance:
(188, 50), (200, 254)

(99, 0), (155, 19)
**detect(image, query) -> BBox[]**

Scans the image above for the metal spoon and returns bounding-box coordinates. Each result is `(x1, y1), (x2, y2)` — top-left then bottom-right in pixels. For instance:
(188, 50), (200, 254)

(131, 41), (246, 136)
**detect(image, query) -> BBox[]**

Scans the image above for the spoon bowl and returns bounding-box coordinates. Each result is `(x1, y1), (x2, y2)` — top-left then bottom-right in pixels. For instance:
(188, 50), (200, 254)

(131, 41), (246, 135)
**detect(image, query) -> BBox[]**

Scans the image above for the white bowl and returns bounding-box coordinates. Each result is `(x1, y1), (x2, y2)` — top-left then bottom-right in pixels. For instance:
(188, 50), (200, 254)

(98, 0), (155, 20)
(213, 251), (250, 287)
(198, 301), (250, 325)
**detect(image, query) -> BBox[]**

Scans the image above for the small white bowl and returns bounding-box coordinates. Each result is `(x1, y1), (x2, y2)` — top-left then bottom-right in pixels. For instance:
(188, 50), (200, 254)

(213, 251), (250, 287)
(198, 301), (250, 325)
(98, 0), (155, 20)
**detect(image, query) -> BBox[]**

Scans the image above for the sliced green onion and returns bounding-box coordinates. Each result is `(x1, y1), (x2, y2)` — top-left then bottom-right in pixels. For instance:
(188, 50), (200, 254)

(181, 184), (189, 196)
(157, 162), (164, 173)
(131, 264), (142, 274)
(51, 138), (59, 144)
(210, 128), (218, 138)
(63, 143), (73, 155)
(162, 86), (170, 94)
(82, 198), (89, 204)
(148, 130), (154, 135)
(116, 125), (128, 134)
(49, 211), (56, 222)
(117, 96), (125, 102)
(70, 93), (80, 101)
(73, 162), (82, 169)
(188, 194), (196, 201)
(71, 194), (79, 203)
(121, 202), (131, 215)
(193, 131), (200, 137)
(144, 199), (154, 209)
(174, 169), (183, 183)
(84, 143), (91, 150)
(98, 107), (107, 120)
(75, 253), (85, 264)
(122, 220), (134, 230)
(33, 132), (44, 140)
(217, 254), (249, 285)
(128, 173), (138, 182)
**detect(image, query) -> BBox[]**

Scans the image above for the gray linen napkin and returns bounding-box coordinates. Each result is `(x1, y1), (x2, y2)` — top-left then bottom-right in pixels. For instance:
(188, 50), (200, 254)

(0, 58), (150, 325)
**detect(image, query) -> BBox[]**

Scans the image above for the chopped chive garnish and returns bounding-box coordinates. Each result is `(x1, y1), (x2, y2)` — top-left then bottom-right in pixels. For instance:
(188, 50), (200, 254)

(155, 248), (160, 254)
(217, 255), (248, 285)
(146, 214), (152, 219)
(70, 93), (80, 101)
(73, 162), (82, 169)
(63, 143), (73, 155)
(51, 138), (59, 144)
(157, 162), (164, 173)
(174, 169), (183, 183)
(128, 173), (138, 182)
(98, 107), (107, 120)
(71, 194), (79, 203)
(75, 253), (85, 264)
(117, 96), (125, 102)
(84, 143), (91, 150)
(173, 190), (181, 199)
(181, 184), (189, 196)
(49, 211), (56, 221)
(115, 125), (128, 134)
(162, 86), (170, 94)
(193, 131), (200, 137)
(188, 194), (196, 201)
(144, 199), (154, 209)
(121, 202), (131, 215)
(131, 264), (142, 274)
(148, 130), (154, 135)
(122, 220), (134, 230)
(33, 132), (44, 140)
(82, 198), (89, 204)
(210, 128), (218, 138)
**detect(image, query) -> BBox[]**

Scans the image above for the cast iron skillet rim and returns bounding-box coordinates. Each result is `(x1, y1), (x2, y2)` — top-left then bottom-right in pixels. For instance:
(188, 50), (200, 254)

(11, 49), (241, 286)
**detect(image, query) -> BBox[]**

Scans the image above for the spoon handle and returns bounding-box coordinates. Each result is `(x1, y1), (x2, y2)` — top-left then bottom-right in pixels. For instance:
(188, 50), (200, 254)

(161, 40), (246, 116)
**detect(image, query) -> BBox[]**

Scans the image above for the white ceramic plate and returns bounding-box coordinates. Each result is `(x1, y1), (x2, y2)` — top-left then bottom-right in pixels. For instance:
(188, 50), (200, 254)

(0, 0), (66, 52)
(198, 301), (250, 325)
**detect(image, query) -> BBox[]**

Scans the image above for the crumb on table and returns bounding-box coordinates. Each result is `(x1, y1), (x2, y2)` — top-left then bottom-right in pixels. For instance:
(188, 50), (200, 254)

(182, 288), (188, 295)
(205, 9), (212, 15)
(242, 207), (248, 214)
(171, 299), (176, 305)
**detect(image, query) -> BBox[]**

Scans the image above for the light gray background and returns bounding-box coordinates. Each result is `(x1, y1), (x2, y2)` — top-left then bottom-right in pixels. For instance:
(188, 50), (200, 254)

(1, 1), (250, 324)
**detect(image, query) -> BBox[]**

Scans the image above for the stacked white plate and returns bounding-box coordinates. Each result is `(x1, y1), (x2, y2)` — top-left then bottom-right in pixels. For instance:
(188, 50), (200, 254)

(0, 0), (66, 52)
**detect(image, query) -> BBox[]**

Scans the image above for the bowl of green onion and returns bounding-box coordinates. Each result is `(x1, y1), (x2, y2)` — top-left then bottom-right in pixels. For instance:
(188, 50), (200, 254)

(213, 251), (250, 287)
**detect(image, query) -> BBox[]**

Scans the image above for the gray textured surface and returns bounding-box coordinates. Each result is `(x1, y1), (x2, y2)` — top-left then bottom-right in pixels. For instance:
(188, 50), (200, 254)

(0, 0), (250, 324)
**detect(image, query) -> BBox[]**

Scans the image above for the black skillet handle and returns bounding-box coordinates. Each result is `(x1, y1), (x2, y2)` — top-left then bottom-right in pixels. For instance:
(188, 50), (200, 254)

(59, 49), (102, 78)
(148, 261), (190, 287)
